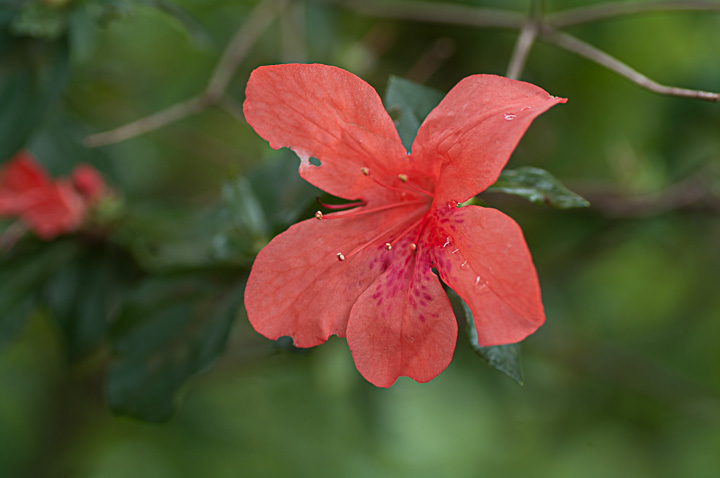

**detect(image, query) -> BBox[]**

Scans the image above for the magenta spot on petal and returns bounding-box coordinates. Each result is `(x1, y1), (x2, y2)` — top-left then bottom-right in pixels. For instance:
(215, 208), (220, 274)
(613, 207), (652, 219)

(413, 288), (420, 297)
(418, 314), (426, 323)
(455, 219), (465, 224)
(377, 298), (383, 307)
(419, 300), (427, 307)
(422, 292), (432, 301)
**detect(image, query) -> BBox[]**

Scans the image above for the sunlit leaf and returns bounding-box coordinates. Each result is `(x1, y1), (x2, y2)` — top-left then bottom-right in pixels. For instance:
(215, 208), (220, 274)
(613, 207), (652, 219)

(487, 166), (590, 209)
(105, 275), (244, 422)
(461, 299), (524, 384)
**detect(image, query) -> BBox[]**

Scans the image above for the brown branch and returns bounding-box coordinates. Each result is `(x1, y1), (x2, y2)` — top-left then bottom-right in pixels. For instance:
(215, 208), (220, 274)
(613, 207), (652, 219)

(506, 21), (538, 80)
(574, 176), (720, 217)
(539, 27), (720, 102)
(548, 1), (720, 29)
(84, 0), (288, 148)
(322, 0), (525, 29)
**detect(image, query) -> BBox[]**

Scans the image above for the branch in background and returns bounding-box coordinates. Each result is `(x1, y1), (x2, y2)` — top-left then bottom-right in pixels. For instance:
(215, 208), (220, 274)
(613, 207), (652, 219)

(84, 0), (288, 148)
(548, 1), (720, 28)
(324, 0), (525, 29)
(338, 0), (720, 103)
(574, 175), (720, 218)
(505, 21), (538, 80)
(405, 37), (456, 84)
(539, 27), (720, 102)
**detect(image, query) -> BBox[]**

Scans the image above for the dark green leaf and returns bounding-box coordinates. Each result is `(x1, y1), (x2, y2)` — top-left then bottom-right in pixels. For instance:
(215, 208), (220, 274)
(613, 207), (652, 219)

(42, 244), (138, 362)
(105, 275), (244, 422)
(214, 151), (321, 261)
(461, 299), (524, 384)
(0, 31), (69, 162)
(487, 166), (590, 209)
(0, 240), (77, 348)
(383, 76), (443, 151)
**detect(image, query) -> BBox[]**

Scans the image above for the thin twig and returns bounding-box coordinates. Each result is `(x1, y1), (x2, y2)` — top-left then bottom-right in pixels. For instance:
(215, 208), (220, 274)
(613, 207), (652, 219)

(84, 0), (287, 148)
(573, 175), (720, 217)
(84, 96), (210, 148)
(506, 21), (538, 79)
(549, 1), (720, 29)
(405, 37), (456, 84)
(322, 0), (525, 29)
(207, 0), (290, 99)
(539, 26), (720, 102)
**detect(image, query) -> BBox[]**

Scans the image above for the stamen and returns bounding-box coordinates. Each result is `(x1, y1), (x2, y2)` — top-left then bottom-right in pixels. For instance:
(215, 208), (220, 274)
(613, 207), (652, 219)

(362, 167), (432, 198)
(315, 211), (323, 220)
(403, 179), (434, 197)
(385, 216), (424, 251)
(316, 198), (366, 210)
(337, 253), (345, 261)
(317, 200), (426, 220)
(337, 210), (425, 261)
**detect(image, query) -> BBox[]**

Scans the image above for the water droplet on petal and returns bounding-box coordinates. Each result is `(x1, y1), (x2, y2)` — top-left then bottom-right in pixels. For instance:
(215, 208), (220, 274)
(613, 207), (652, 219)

(504, 113), (516, 121)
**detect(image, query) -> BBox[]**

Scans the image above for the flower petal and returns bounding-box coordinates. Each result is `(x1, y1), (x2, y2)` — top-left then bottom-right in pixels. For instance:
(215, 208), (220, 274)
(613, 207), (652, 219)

(0, 151), (53, 215)
(21, 180), (86, 239)
(243, 64), (407, 201)
(245, 206), (418, 348)
(412, 74), (566, 204)
(430, 205), (544, 346)
(347, 241), (457, 387)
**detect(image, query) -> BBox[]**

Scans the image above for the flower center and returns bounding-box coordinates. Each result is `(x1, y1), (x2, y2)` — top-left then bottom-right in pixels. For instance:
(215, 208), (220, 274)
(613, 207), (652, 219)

(315, 166), (434, 262)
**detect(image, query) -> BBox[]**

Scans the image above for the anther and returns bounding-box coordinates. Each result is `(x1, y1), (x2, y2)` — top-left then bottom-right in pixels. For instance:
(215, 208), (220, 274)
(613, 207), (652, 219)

(315, 211), (323, 220)
(384, 243), (392, 250)
(361, 167), (369, 176)
(410, 243), (417, 251)
(337, 253), (345, 261)
(398, 174), (408, 183)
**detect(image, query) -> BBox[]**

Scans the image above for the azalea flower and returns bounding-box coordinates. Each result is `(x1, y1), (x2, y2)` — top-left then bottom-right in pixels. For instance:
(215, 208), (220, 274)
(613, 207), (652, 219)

(243, 64), (566, 387)
(0, 151), (107, 240)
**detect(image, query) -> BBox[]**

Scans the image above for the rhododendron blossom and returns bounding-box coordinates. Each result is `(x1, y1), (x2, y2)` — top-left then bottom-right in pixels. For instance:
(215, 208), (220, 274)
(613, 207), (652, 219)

(0, 151), (106, 240)
(243, 64), (566, 387)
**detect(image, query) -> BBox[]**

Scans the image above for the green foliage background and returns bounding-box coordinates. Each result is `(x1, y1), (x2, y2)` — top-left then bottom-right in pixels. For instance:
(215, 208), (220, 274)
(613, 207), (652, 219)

(1, 0), (720, 477)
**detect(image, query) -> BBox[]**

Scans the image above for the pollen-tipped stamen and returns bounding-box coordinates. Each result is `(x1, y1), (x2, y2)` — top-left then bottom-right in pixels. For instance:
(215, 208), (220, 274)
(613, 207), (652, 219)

(361, 167), (433, 198)
(335, 210), (425, 262)
(315, 200), (426, 221)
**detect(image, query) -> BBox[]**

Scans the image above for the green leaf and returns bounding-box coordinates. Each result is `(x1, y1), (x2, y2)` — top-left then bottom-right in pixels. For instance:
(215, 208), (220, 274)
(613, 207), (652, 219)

(0, 240), (77, 349)
(461, 299), (524, 385)
(214, 151), (321, 261)
(487, 166), (590, 209)
(131, 0), (214, 50)
(0, 31), (69, 162)
(42, 244), (138, 362)
(105, 275), (244, 422)
(383, 76), (443, 151)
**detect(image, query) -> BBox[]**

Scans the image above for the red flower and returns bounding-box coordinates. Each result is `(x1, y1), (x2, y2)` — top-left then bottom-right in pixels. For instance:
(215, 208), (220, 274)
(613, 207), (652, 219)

(0, 152), (106, 240)
(243, 64), (566, 387)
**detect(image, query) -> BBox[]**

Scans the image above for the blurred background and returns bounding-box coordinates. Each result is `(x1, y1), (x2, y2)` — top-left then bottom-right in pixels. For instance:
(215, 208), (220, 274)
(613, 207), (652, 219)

(1, 0), (720, 476)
